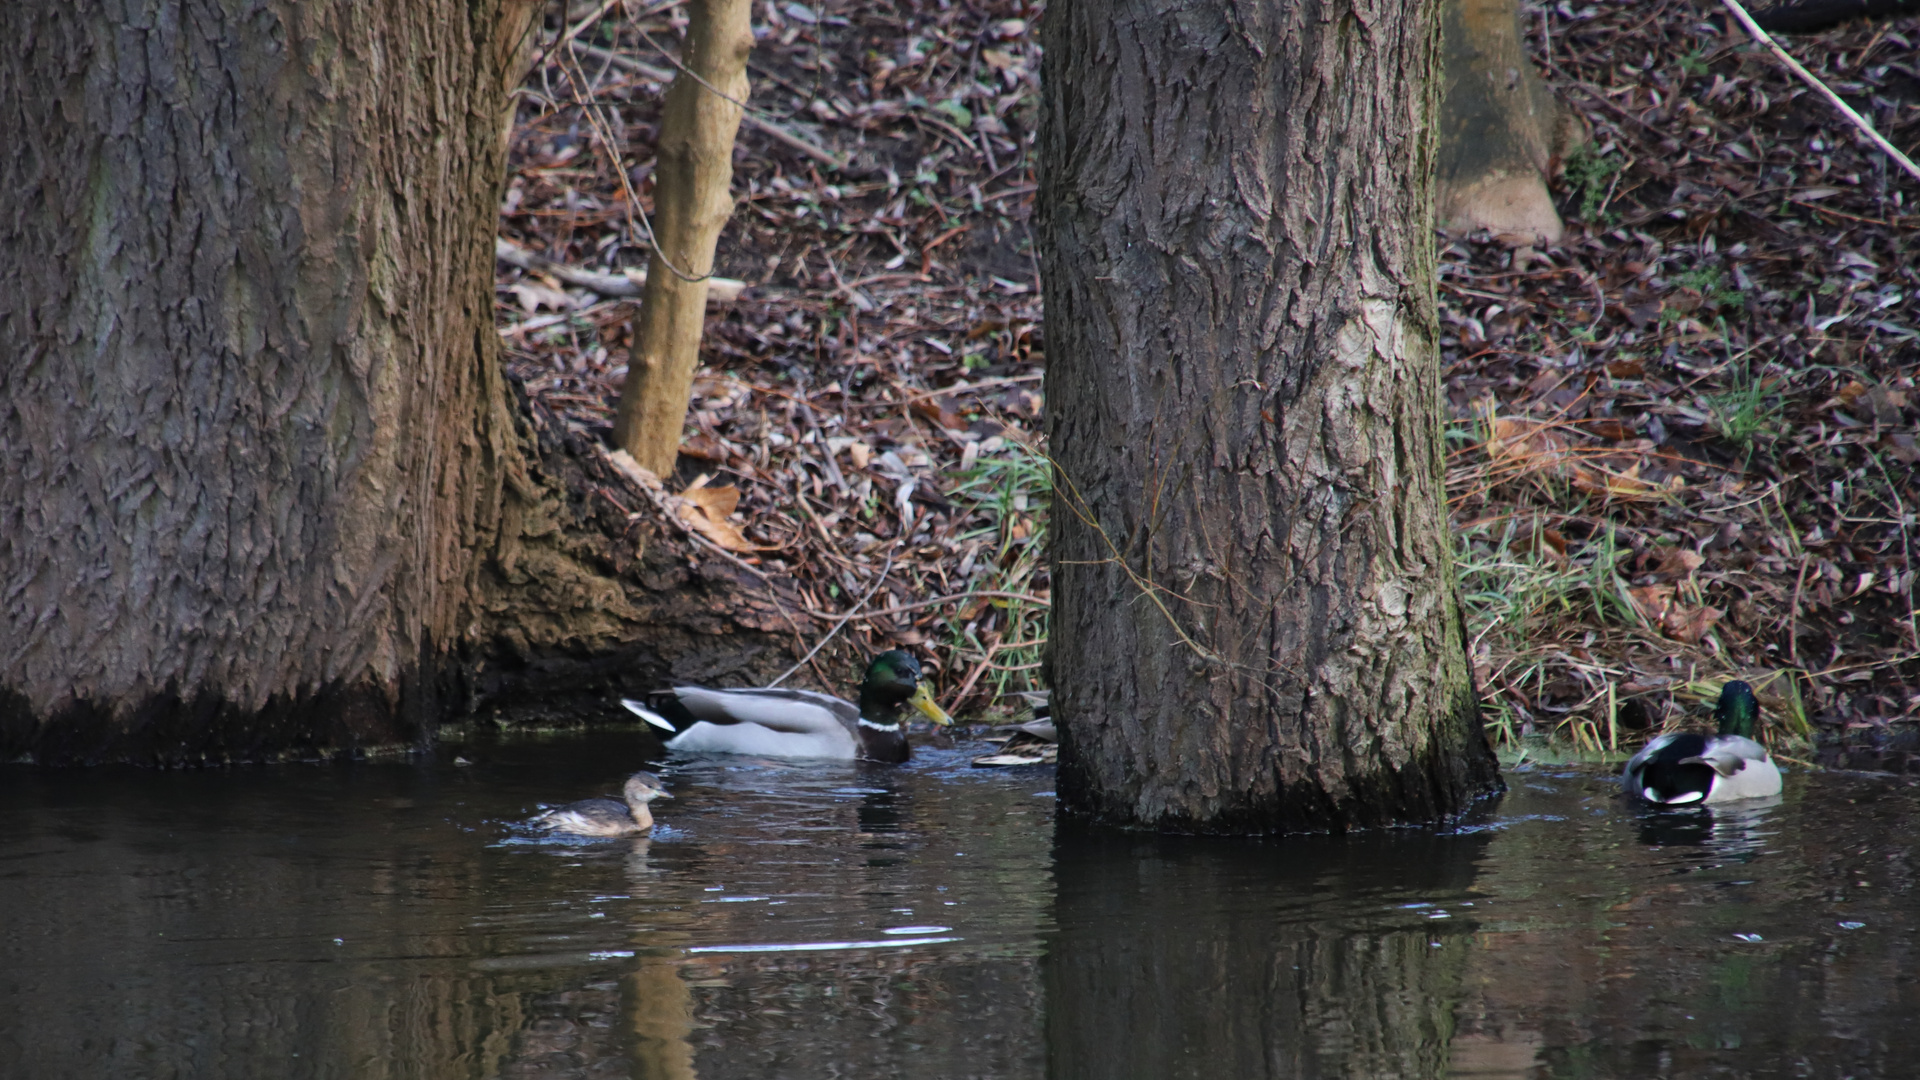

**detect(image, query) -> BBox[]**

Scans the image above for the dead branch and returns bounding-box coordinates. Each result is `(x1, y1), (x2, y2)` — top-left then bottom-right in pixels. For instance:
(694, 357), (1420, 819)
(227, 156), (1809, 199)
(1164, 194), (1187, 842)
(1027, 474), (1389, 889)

(495, 237), (746, 301)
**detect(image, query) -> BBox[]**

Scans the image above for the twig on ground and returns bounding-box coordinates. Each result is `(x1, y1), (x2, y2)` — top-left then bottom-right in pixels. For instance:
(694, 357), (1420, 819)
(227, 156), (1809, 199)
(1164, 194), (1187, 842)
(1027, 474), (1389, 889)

(799, 590), (1050, 622)
(496, 238), (747, 300)
(570, 41), (848, 168)
(1719, 0), (1920, 182)
(769, 548), (898, 687)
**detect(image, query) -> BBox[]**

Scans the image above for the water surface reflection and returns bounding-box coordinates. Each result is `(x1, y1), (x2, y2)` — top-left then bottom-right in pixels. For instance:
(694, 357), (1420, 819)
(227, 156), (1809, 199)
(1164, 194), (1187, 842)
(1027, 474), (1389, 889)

(1045, 824), (1490, 1079)
(5, 737), (1920, 1079)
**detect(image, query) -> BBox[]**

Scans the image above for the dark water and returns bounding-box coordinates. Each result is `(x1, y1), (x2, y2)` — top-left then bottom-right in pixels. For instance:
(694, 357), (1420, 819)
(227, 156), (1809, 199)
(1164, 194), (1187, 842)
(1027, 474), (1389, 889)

(4, 733), (1920, 1079)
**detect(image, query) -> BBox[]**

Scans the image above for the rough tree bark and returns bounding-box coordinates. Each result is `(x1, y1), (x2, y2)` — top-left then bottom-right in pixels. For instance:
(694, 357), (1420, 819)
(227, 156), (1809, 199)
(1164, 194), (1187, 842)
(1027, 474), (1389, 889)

(1435, 0), (1571, 243)
(610, 0), (754, 477)
(0, 0), (800, 766)
(1038, 0), (1502, 831)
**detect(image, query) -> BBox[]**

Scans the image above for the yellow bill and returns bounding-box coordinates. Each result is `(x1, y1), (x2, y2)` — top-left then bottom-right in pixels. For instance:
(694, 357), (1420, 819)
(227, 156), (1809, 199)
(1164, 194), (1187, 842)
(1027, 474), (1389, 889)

(909, 682), (953, 726)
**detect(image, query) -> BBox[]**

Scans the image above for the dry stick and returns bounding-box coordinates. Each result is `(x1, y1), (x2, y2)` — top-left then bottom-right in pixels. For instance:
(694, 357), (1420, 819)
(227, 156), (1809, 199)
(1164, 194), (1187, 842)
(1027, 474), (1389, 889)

(951, 629), (1005, 706)
(767, 548), (897, 688)
(498, 301), (618, 338)
(1719, 0), (1920, 183)
(1787, 554), (1810, 668)
(610, 0), (754, 475)
(549, 0), (633, 57)
(557, 46), (701, 287)
(530, 0), (689, 80)
(892, 373), (1045, 407)
(798, 589), (1050, 622)
(570, 41), (847, 168)
(1867, 451), (1920, 651)
(496, 237), (748, 300)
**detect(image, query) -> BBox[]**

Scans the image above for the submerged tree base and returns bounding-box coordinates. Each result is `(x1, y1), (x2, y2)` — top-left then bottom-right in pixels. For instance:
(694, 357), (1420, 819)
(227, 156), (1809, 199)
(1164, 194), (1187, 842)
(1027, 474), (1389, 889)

(1055, 689), (1503, 835)
(1, 389), (814, 768)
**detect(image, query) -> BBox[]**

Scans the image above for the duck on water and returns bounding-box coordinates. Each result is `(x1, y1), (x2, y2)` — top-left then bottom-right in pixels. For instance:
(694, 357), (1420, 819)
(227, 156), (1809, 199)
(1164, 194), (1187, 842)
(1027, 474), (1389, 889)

(532, 772), (672, 836)
(1623, 680), (1782, 805)
(622, 650), (952, 764)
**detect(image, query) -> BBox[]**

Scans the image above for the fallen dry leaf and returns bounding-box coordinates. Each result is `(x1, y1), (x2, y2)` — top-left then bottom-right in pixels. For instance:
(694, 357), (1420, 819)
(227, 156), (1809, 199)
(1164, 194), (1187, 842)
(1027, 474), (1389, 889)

(1627, 583), (1723, 644)
(1517, 525), (1569, 566)
(678, 433), (732, 462)
(1669, 604), (1724, 645)
(677, 484), (769, 552)
(681, 483), (740, 519)
(1628, 584), (1677, 627)
(510, 281), (576, 313)
(911, 399), (967, 430)
(1651, 547), (1705, 580)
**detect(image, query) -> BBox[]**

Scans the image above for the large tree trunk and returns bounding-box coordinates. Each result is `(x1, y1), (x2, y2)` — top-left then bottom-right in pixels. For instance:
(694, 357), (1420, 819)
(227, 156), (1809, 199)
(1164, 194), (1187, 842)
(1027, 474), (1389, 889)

(1435, 0), (1570, 243)
(0, 0), (799, 766)
(1038, 0), (1502, 831)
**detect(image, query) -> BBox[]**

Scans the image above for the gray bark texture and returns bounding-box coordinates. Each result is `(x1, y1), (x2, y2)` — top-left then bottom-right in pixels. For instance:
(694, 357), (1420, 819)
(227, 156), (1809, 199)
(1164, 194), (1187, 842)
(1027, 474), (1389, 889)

(1038, 0), (1502, 831)
(0, 0), (802, 765)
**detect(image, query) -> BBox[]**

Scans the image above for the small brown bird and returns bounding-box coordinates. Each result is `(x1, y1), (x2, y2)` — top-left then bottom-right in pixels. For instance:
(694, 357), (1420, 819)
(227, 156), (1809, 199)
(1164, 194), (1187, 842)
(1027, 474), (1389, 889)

(531, 772), (672, 836)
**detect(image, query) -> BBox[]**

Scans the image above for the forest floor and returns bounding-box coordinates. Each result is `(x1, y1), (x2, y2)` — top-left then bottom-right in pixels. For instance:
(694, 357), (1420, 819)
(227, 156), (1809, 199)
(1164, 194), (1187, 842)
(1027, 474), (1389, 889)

(494, 0), (1920, 749)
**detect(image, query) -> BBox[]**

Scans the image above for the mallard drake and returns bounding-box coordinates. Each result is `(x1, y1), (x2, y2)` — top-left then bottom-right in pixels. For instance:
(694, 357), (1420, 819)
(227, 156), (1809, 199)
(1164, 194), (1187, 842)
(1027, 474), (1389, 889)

(621, 650), (953, 764)
(1623, 681), (1782, 805)
(532, 772), (671, 836)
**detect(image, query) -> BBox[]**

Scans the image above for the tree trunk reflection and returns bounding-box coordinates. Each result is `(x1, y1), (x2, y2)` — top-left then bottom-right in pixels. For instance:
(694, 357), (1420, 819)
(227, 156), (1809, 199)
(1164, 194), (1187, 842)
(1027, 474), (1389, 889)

(1044, 825), (1492, 1080)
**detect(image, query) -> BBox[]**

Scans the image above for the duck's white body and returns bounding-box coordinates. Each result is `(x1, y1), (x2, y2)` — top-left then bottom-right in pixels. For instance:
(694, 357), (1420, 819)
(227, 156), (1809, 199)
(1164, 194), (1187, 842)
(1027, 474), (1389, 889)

(1623, 732), (1782, 805)
(622, 652), (951, 764)
(625, 687), (867, 760)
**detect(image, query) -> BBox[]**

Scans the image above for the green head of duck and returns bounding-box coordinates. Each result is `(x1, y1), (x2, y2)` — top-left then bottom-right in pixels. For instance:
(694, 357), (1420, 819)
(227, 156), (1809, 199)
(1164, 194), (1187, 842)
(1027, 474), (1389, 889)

(1715, 680), (1760, 738)
(862, 650), (954, 727)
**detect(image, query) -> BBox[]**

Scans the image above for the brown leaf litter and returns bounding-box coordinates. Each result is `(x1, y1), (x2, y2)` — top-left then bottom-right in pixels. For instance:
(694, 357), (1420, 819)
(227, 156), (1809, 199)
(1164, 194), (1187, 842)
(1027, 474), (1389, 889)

(495, 0), (1918, 744)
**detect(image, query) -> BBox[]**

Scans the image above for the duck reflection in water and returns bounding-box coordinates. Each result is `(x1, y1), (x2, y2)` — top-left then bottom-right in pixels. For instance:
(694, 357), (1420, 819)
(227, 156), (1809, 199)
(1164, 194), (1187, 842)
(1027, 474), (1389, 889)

(1633, 795), (1784, 865)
